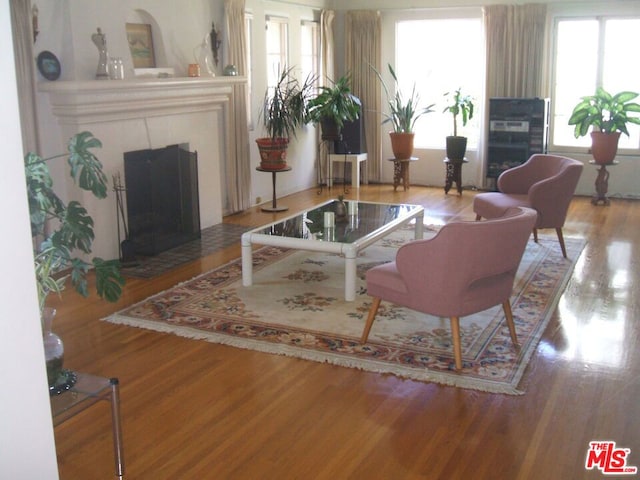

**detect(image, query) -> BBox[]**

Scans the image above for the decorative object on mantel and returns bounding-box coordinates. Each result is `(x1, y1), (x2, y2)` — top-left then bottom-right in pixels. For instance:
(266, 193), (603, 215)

(210, 22), (222, 67)
(109, 57), (124, 80)
(32, 4), (39, 43)
(25, 131), (124, 390)
(194, 33), (215, 76)
(91, 27), (109, 79)
(126, 23), (156, 69)
(36, 51), (61, 81)
(568, 87), (640, 164)
(223, 64), (238, 76)
(188, 63), (201, 77)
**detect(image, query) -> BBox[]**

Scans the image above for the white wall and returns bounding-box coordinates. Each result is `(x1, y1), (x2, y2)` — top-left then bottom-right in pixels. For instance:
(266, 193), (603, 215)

(1, 1), (59, 478)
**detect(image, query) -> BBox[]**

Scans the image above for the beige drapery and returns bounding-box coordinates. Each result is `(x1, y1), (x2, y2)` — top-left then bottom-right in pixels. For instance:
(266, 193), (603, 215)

(10, 0), (40, 155)
(345, 10), (381, 183)
(484, 4), (549, 98)
(224, 0), (251, 213)
(318, 9), (335, 182)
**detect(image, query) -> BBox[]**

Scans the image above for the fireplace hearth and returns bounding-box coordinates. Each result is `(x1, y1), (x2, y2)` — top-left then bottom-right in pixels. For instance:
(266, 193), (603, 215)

(124, 144), (201, 256)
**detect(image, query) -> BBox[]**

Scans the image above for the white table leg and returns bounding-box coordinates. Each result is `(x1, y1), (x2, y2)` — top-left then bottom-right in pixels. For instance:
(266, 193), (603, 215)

(344, 250), (357, 301)
(241, 233), (253, 286)
(414, 211), (424, 239)
(352, 160), (360, 189)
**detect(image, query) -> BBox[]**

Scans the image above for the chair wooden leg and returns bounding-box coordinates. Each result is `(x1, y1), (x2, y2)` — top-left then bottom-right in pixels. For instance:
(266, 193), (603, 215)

(533, 228), (539, 243)
(361, 297), (381, 343)
(556, 227), (567, 258)
(449, 317), (463, 370)
(502, 301), (519, 346)
(475, 214), (482, 221)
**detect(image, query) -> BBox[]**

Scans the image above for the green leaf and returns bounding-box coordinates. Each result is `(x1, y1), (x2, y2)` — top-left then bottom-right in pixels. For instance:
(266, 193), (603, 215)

(53, 201), (95, 254)
(67, 131), (108, 198)
(93, 258), (125, 303)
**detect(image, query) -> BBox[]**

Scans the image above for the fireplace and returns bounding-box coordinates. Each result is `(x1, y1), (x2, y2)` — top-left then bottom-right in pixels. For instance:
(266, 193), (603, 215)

(124, 144), (200, 256)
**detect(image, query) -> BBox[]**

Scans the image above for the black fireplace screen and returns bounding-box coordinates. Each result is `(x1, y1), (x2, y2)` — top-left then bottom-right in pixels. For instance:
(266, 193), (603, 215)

(124, 144), (200, 256)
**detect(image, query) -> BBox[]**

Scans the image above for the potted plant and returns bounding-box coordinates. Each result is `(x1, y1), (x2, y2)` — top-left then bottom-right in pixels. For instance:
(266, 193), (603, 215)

(373, 63), (435, 159)
(443, 88), (475, 161)
(25, 131), (124, 388)
(308, 73), (361, 141)
(256, 66), (316, 170)
(568, 87), (640, 164)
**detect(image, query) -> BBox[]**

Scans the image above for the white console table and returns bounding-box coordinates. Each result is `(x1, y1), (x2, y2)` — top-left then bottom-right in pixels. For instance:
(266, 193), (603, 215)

(328, 153), (367, 189)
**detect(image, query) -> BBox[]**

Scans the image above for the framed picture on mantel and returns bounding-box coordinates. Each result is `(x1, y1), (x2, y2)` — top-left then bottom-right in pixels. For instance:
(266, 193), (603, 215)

(126, 23), (156, 68)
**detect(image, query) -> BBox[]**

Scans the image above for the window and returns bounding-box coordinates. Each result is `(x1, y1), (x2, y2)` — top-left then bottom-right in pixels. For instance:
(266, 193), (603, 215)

(551, 17), (640, 151)
(395, 17), (484, 149)
(265, 16), (289, 87)
(300, 20), (320, 87)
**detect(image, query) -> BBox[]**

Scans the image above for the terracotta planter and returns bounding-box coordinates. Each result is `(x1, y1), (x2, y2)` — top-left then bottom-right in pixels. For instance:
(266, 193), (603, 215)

(256, 137), (289, 170)
(590, 131), (621, 165)
(389, 132), (415, 160)
(445, 136), (468, 161)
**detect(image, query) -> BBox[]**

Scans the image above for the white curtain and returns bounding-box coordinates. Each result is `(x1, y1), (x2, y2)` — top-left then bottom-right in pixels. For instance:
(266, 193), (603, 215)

(224, 0), (251, 213)
(318, 9), (335, 183)
(10, 0), (39, 155)
(484, 4), (548, 98)
(345, 10), (381, 183)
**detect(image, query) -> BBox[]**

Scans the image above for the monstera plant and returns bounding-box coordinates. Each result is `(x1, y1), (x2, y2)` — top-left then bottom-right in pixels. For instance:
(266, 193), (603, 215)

(26, 131), (124, 312)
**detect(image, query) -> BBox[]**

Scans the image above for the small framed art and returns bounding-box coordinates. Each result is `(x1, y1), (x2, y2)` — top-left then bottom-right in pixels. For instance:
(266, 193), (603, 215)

(126, 23), (156, 68)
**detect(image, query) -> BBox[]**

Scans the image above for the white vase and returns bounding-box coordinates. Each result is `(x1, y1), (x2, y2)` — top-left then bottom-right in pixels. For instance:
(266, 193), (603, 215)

(42, 307), (64, 387)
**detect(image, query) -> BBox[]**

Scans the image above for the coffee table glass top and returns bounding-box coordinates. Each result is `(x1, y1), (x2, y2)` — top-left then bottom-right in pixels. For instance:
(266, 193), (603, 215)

(251, 200), (421, 244)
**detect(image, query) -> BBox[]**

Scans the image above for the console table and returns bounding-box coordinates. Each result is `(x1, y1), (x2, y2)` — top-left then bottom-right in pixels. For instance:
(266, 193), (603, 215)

(387, 157), (418, 191)
(51, 373), (124, 479)
(257, 166), (291, 212)
(590, 160), (617, 206)
(328, 153), (367, 189)
(444, 157), (468, 195)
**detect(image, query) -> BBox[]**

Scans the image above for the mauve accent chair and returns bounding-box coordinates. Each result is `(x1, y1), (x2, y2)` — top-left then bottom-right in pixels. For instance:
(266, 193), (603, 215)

(361, 207), (538, 371)
(473, 154), (583, 258)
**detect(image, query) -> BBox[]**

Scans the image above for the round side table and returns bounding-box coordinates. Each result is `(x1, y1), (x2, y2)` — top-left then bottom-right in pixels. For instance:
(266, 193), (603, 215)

(443, 157), (468, 195)
(387, 157), (418, 191)
(256, 166), (291, 212)
(589, 160), (618, 206)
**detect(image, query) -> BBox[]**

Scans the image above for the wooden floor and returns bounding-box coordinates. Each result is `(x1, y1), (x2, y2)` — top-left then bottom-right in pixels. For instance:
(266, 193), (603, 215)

(50, 185), (640, 479)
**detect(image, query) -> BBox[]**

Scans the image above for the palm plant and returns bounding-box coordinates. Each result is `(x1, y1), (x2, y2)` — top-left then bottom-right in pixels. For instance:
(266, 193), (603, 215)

(307, 74), (361, 134)
(373, 63), (435, 133)
(26, 131), (124, 313)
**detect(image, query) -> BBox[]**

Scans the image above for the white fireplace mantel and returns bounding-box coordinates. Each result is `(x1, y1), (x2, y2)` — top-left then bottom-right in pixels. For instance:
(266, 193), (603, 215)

(39, 76), (246, 124)
(39, 76), (247, 261)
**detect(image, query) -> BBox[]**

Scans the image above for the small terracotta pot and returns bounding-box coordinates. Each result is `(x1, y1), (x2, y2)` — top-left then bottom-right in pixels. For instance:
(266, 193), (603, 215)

(389, 132), (414, 160)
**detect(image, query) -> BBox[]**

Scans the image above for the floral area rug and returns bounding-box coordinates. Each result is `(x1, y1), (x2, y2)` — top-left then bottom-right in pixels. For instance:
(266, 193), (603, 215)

(105, 227), (585, 394)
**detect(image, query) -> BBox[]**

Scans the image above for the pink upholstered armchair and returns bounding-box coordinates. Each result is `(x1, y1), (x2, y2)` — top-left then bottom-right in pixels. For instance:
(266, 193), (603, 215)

(473, 154), (583, 258)
(361, 207), (538, 371)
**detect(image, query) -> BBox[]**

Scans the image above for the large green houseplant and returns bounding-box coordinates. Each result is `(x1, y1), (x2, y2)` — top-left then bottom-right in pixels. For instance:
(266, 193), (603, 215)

(26, 131), (124, 387)
(308, 74), (361, 141)
(256, 66), (316, 170)
(568, 87), (640, 164)
(443, 88), (475, 161)
(373, 63), (435, 159)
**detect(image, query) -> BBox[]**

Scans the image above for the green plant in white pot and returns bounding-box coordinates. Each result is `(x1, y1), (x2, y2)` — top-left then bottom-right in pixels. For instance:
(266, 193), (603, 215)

(443, 88), (475, 161)
(25, 131), (124, 389)
(568, 87), (640, 164)
(372, 63), (435, 159)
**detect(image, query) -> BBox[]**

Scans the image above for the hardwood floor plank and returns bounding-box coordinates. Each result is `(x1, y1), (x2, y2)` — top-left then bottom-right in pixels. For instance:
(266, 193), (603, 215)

(49, 186), (640, 479)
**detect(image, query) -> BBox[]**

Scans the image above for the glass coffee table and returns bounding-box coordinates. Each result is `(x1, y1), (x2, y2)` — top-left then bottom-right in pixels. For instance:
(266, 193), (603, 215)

(241, 200), (424, 301)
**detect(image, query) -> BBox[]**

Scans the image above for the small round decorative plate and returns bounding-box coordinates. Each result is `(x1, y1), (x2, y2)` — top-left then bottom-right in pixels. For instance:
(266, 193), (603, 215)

(37, 50), (61, 81)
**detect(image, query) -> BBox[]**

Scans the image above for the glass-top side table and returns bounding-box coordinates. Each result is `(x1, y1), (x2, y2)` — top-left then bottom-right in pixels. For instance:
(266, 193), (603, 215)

(50, 372), (124, 479)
